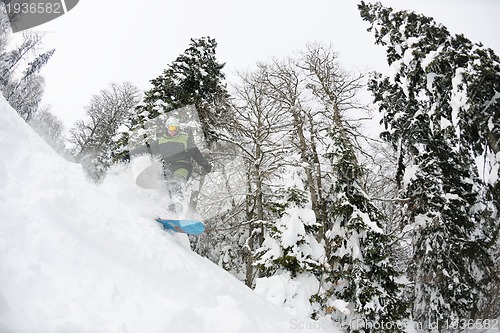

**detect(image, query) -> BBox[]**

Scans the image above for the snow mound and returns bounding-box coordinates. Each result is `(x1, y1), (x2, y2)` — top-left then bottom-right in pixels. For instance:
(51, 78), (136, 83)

(0, 95), (302, 333)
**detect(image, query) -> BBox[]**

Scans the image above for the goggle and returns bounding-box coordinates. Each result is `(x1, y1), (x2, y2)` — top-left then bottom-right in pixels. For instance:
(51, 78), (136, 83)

(167, 125), (178, 131)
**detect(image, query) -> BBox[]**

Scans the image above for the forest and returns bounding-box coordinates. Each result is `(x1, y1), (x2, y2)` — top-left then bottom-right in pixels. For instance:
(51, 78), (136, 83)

(1, 2), (498, 331)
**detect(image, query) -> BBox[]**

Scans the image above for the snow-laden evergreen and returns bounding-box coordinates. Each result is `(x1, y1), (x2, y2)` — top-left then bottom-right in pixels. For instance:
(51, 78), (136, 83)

(0, 94), (322, 332)
(321, 127), (408, 332)
(0, 7), (54, 122)
(254, 167), (326, 318)
(130, 36), (230, 144)
(359, 1), (499, 326)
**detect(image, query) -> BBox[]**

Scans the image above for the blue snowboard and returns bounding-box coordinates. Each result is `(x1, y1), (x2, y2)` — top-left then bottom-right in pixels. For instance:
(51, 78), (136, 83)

(155, 218), (205, 235)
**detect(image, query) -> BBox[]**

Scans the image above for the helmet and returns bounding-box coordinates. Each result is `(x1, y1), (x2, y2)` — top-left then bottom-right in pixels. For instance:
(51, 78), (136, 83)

(165, 117), (180, 131)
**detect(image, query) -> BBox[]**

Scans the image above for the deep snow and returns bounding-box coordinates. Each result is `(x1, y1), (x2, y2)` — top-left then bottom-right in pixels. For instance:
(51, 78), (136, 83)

(0, 95), (330, 332)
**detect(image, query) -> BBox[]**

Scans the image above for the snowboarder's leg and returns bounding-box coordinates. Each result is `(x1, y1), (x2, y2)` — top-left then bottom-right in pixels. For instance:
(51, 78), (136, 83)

(166, 168), (189, 215)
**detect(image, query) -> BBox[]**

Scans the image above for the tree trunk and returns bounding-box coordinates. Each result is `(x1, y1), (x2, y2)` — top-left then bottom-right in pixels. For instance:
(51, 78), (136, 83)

(291, 107), (321, 220)
(245, 166), (255, 287)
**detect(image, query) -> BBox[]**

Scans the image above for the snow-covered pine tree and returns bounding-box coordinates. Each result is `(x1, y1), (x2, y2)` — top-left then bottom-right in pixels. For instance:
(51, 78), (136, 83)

(0, 6), (54, 122)
(135, 37), (230, 143)
(254, 166), (326, 318)
(283, 40), (407, 327)
(359, 1), (498, 325)
(322, 126), (408, 331)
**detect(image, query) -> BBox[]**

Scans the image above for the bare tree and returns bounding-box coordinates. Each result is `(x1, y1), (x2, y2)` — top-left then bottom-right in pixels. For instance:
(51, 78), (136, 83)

(69, 82), (141, 181)
(262, 57), (326, 226)
(297, 43), (368, 239)
(212, 64), (291, 287)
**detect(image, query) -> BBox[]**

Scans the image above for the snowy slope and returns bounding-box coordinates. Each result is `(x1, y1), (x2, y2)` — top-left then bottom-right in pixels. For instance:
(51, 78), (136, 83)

(0, 95), (320, 333)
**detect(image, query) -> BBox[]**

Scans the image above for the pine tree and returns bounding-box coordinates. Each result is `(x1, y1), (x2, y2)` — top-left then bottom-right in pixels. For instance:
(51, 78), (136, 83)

(284, 40), (408, 328)
(359, 1), (498, 325)
(135, 37), (230, 143)
(322, 127), (408, 332)
(0, 6), (54, 121)
(254, 167), (326, 317)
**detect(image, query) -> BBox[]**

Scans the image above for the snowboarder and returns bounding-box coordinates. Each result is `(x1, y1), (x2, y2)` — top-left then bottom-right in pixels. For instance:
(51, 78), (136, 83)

(129, 117), (212, 208)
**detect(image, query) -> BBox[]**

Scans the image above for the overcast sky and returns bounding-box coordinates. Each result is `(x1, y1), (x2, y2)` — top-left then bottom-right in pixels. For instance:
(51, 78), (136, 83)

(35, 0), (500, 129)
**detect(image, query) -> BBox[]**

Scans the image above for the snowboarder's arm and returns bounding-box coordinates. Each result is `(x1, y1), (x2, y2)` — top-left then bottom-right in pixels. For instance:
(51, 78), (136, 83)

(186, 135), (212, 172)
(130, 141), (159, 157)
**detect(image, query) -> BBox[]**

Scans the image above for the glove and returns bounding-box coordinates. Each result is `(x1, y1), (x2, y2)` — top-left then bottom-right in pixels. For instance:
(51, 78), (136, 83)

(203, 162), (213, 173)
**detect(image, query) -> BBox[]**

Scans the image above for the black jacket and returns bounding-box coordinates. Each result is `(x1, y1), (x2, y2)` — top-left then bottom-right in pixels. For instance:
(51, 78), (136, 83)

(130, 131), (210, 174)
